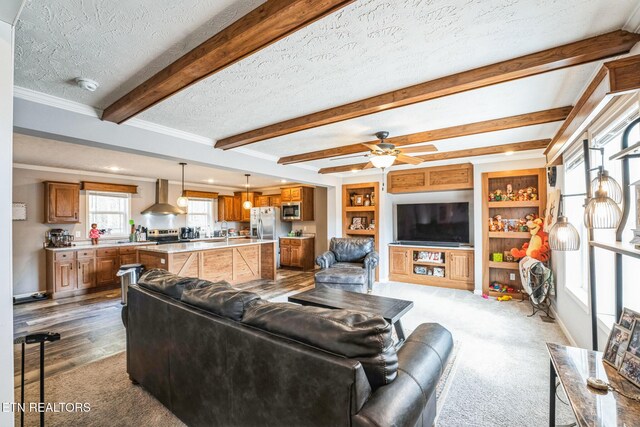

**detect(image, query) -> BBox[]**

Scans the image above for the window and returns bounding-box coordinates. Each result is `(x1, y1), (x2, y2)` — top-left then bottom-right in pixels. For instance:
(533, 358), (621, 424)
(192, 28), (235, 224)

(87, 192), (131, 237)
(562, 145), (589, 302)
(186, 198), (214, 230)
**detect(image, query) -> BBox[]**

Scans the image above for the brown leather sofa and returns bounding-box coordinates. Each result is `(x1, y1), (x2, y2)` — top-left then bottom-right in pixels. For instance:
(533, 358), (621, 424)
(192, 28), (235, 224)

(124, 269), (453, 427)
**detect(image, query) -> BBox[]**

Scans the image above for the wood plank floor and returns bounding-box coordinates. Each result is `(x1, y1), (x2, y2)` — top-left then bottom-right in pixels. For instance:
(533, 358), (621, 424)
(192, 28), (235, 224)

(13, 269), (315, 389)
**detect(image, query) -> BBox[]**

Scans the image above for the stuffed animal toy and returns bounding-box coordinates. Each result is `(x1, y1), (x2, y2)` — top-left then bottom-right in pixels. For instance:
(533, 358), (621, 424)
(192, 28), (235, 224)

(511, 217), (550, 262)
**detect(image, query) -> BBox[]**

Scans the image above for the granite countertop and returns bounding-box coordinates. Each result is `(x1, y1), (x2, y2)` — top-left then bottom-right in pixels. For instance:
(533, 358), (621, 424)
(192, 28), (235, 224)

(188, 236), (249, 242)
(45, 241), (158, 252)
(280, 235), (315, 240)
(138, 239), (276, 254)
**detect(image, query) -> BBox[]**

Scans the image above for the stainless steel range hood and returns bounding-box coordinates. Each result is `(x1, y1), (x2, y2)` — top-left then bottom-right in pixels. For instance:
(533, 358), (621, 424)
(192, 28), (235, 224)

(141, 179), (185, 215)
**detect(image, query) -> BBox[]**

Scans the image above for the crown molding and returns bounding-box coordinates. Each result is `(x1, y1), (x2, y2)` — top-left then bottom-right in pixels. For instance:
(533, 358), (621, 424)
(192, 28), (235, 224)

(13, 86), (101, 117)
(624, 2), (640, 32)
(12, 163), (244, 192)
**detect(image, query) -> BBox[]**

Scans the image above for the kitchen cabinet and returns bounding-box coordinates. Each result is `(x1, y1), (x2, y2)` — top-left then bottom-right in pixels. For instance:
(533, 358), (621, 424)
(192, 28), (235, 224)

(96, 256), (118, 286)
(256, 195), (281, 207)
(218, 196), (237, 222)
(279, 237), (314, 270)
(44, 181), (80, 224)
(280, 186), (314, 221)
(77, 258), (96, 289)
(46, 245), (145, 299)
(234, 191), (262, 222)
(54, 259), (77, 293)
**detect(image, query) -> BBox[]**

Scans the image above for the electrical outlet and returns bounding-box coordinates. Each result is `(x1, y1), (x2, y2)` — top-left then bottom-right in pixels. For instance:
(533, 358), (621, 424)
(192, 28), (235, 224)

(75, 231), (81, 238)
(161, 259), (166, 265)
(509, 273), (516, 281)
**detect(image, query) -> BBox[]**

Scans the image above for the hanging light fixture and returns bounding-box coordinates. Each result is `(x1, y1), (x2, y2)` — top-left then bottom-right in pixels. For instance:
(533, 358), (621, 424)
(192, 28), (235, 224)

(176, 162), (189, 208)
(584, 188), (622, 229)
(590, 169), (622, 203)
(370, 154), (396, 169)
(242, 174), (253, 210)
(549, 195), (581, 251)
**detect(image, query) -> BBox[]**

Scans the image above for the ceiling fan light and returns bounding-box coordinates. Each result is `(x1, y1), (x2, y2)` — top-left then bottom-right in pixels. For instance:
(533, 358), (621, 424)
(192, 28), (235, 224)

(583, 189), (622, 229)
(549, 216), (580, 251)
(590, 170), (622, 204)
(370, 154), (396, 169)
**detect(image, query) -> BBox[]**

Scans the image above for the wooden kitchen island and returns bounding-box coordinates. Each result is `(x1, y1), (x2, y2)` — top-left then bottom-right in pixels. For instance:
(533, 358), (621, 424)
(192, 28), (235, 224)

(137, 239), (277, 284)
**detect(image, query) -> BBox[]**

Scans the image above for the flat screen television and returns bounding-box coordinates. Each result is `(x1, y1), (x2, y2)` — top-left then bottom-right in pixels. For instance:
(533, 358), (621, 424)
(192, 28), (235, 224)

(395, 202), (470, 246)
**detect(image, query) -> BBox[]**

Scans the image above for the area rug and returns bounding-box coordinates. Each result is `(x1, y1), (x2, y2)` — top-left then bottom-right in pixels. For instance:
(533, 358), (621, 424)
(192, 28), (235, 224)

(15, 342), (459, 426)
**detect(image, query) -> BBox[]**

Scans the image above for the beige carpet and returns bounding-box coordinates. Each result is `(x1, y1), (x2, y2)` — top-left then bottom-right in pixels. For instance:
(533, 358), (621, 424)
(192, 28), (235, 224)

(15, 344), (459, 426)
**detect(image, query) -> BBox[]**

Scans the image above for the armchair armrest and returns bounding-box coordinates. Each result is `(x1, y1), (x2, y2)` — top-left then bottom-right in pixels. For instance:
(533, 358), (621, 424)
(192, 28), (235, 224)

(363, 251), (379, 270)
(316, 251), (336, 269)
(352, 323), (453, 427)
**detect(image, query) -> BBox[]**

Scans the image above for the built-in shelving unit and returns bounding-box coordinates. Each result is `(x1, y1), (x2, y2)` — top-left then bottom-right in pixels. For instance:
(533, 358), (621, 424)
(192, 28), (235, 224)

(482, 168), (547, 298)
(342, 182), (380, 279)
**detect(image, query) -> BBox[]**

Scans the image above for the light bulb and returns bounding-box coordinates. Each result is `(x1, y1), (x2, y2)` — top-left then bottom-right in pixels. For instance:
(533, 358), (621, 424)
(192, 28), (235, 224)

(590, 170), (622, 204)
(176, 196), (189, 208)
(243, 200), (253, 210)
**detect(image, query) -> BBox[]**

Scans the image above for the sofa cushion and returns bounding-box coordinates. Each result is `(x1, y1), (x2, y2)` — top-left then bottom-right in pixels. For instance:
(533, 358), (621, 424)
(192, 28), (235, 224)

(315, 268), (367, 285)
(242, 300), (398, 389)
(333, 262), (364, 269)
(330, 237), (375, 263)
(181, 283), (261, 321)
(138, 269), (213, 299)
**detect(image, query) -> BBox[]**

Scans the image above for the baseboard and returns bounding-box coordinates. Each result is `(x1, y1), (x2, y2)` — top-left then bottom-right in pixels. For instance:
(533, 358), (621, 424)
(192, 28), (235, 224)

(550, 306), (577, 347)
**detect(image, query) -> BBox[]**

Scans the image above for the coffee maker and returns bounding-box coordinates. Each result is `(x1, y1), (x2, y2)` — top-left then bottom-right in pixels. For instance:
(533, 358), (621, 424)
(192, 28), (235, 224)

(180, 227), (195, 240)
(45, 229), (74, 248)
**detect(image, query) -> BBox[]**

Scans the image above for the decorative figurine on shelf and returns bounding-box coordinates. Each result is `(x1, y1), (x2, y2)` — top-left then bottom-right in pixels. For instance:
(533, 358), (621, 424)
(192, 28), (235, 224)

(364, 194), (371, 206)
(350, 193), (356, 207)
(494, 189), (503, 201)
(89, 223), (102, 245)
(510, 217), (550, 262)
(488, 217), (497, 232)
(506, 184), (514, 201)
(370, 191), (375, 206)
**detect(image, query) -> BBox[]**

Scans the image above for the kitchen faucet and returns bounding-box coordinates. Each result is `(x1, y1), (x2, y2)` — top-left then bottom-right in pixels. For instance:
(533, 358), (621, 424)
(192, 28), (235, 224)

(220, 220), (229, 243)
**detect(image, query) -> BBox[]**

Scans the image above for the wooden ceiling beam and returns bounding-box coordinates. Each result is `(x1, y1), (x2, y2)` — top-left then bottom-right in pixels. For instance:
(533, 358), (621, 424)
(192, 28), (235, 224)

(318, 139), (550, 174)
(545, 54), (640, 164)
(101, 0), (355, 124)
(280, 106), (571, 164)
(216, 30), (640, 150)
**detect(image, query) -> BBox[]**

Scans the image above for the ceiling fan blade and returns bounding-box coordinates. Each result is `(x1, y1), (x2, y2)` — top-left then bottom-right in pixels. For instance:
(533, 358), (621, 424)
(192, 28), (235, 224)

(398, 144), (437, 154)
(396, 154), (424, 165)
(362, 161), (374, 170)
(330, 154), (367, 161)
(361, 143), (380, 151)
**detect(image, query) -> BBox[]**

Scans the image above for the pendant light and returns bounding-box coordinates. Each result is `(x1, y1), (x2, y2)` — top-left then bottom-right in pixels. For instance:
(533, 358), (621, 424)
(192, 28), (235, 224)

(242, 174), (253, 210)
(176, 162), (189, 208)
(549, 195), (580, 251)
(590, 169), (622, 203)
(584, 188), (622, 229)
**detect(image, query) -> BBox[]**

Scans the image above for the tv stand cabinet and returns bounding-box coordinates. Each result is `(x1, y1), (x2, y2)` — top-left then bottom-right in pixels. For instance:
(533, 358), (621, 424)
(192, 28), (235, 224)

(388, 244), (474, 291)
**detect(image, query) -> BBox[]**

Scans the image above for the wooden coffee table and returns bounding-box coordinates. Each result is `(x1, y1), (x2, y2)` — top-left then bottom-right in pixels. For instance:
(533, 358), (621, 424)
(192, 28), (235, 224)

(288, 288), (414, 347)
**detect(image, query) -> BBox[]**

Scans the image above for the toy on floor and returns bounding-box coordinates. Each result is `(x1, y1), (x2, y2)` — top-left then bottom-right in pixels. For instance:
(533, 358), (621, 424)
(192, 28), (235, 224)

(482, 293), (489, 299)
(497, 295), (513, 302)
(511, 217), (550, 262)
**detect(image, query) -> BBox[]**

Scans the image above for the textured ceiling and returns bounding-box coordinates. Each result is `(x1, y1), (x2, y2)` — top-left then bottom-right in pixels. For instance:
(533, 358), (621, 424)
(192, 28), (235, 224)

(13, 0), (640, 174)
(12, 133), (289, 190)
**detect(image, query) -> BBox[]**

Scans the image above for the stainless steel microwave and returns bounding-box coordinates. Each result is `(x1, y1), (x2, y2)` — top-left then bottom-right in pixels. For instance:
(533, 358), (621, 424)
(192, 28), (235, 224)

(281, 202), (301, 221)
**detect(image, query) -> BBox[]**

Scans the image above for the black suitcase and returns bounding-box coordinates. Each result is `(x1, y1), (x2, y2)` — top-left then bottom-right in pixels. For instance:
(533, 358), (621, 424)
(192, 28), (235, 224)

(14, 332), (60, 427)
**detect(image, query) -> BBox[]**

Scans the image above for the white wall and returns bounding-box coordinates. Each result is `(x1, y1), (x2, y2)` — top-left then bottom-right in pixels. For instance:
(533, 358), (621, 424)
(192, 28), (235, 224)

(0, 18), (15, 427)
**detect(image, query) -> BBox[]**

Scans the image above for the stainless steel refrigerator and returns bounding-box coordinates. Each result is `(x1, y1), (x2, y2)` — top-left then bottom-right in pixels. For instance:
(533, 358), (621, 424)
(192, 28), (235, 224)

(250, 207), (291, 268)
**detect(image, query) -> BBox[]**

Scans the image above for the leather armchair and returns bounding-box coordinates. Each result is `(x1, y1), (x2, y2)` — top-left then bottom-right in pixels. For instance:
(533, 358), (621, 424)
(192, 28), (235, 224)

(316, 237), (379, 292)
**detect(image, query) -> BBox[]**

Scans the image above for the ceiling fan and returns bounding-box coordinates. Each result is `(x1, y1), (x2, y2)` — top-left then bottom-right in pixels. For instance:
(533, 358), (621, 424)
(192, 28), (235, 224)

(332, 131), (429, 169)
